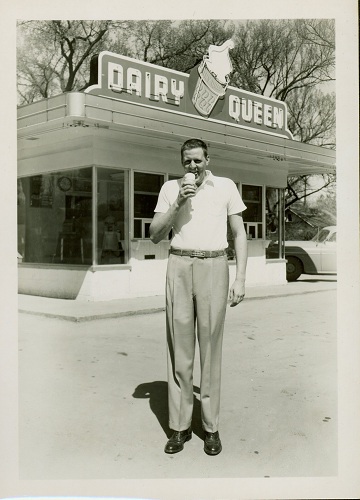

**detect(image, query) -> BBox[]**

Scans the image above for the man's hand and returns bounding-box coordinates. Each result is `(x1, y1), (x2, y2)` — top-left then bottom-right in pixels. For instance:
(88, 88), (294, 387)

(228, 213), (247, 307)
(229, 279), (245, 307)
(177, 177), (197, 206)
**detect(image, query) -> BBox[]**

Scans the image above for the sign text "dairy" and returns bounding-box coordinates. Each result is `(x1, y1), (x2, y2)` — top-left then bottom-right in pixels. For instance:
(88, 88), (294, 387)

(108, 62), (185, 106)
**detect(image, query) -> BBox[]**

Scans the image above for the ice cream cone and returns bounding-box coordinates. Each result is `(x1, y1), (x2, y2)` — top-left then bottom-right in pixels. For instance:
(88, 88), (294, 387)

(192, 61), (227, 116)
(184, 173), (196, 184)
(192, 39), (234, 117)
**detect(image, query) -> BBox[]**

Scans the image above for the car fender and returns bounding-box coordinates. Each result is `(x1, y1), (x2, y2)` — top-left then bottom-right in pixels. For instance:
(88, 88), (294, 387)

(284, 246), (318, 274)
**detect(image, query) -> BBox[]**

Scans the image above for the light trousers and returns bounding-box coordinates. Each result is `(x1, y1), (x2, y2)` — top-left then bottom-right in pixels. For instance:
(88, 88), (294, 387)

(165, 254), (229, 432)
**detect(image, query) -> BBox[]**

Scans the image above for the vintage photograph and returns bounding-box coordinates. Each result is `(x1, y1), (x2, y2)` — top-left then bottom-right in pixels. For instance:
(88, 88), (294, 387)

(1, 2), (359, 500)
(17, 14), (338, 474)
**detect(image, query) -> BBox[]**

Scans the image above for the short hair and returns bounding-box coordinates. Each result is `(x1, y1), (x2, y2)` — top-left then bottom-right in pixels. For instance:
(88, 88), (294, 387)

(181, 138), (209, 160)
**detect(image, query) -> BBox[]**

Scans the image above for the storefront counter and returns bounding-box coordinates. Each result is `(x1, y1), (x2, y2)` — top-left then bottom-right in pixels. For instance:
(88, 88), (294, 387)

(18, 237), (286, 301)
(17, 83), (334, 301)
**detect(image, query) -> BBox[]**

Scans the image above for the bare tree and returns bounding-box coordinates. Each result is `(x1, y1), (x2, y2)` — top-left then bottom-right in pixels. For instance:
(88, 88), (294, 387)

(230, 19), (334, 99)
(17, 20), (130, 103)
(17, 19), (336, 211)
(286, 87), (335, 147)
(228, 19), (336, 212)
(18, 19), (335, 143)
(17, 19), (232, 104)
(230, 19), (335, 144)
(286, 173), (336, 209)
(117, 19), (233, 72)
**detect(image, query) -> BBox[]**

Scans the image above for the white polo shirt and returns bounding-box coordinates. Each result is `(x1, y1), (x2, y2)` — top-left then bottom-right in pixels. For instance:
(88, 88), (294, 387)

(154, 171), (247, 251)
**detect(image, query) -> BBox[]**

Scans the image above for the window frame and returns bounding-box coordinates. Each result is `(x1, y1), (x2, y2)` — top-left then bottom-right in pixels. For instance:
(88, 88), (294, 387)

(265, 186), (286, 259)
(132, 170), (165, 240)
(240, 182), (264, 240)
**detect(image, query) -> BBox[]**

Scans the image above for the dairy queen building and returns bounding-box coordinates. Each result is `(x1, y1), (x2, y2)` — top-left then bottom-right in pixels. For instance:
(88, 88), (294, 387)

(17, 43), (336, 301)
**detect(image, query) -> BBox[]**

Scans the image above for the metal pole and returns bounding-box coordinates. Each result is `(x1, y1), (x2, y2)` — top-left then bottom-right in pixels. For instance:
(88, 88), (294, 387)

(279, 188), (285, 259)
(92, 165), (98, 266)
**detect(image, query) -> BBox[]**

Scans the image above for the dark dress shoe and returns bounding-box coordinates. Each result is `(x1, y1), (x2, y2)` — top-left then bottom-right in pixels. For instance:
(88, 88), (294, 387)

(204, 431), (222, 455)
(164, 427), (192, 454)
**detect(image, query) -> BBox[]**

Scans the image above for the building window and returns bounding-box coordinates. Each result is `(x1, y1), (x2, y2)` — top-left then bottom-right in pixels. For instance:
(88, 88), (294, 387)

(18, 168), (93, 265)
(241, 184), (263, 239)
(133, 172), (164, 238)
(97, 168), (129, 265)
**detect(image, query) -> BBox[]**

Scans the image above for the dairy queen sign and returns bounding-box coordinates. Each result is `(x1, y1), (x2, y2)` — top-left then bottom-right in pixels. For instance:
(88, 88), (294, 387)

(86, 42), (293, 139)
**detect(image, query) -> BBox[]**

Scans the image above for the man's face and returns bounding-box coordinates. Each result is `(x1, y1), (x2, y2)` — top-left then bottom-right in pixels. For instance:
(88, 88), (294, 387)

(181, 147), (209, 186)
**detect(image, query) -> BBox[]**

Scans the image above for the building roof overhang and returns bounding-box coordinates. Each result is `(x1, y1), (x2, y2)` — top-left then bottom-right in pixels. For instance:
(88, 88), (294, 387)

(18, 92), (335, 176)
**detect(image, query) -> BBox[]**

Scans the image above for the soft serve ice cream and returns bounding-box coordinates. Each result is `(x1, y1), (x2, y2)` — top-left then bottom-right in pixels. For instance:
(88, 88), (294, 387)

(184, 172), (196, 184)
(192, 39), (235, 117)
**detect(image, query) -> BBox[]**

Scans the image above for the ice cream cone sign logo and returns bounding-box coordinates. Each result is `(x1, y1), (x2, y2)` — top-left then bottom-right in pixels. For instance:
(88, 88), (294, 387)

(192, 40), (235, 117)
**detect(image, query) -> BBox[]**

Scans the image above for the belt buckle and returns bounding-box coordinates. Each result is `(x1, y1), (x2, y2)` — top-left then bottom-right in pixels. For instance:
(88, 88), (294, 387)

(190, 250), (206, 258)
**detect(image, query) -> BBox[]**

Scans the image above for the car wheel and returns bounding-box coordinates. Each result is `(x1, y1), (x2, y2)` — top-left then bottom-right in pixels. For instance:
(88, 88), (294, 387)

(286, 256), (303, 281)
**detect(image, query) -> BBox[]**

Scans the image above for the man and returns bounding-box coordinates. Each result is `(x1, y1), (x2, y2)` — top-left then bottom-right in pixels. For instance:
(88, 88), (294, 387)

(150, 138), (248, 455)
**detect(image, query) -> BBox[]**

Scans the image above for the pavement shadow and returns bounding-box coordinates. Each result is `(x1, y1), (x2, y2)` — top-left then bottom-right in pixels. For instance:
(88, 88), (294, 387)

(132, 381), (203, 439)
(299, 278), (337, 283)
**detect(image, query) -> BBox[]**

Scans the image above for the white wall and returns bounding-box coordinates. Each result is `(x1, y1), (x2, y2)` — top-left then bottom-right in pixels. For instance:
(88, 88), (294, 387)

(18, 253), (286, 301)
(18, 121), (289, 300)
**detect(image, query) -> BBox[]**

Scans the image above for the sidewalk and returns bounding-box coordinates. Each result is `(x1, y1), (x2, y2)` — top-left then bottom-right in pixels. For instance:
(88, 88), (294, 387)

(18, 275), (337, 321)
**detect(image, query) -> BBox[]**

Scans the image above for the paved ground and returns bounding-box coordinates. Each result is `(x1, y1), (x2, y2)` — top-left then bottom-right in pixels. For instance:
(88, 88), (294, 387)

(18, 280), (338, 486)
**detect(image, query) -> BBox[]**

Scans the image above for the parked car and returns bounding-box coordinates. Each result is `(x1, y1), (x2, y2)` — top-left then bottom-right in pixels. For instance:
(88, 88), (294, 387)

(267, 226), (337, 281)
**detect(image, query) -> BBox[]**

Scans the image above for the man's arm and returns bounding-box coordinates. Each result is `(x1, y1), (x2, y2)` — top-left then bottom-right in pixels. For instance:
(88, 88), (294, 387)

(149, 179), (196, 244)
(228, 213), (248, 307)
(149, 204), (181, 244)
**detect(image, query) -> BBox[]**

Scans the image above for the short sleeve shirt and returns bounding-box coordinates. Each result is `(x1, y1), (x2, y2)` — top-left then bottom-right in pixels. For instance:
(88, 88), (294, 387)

(154, 171), (247, 250)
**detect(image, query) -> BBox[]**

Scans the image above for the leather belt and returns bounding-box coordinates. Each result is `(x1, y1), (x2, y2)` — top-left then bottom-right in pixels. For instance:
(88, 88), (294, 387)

(170, 248), (227, 258)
